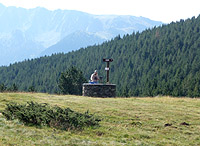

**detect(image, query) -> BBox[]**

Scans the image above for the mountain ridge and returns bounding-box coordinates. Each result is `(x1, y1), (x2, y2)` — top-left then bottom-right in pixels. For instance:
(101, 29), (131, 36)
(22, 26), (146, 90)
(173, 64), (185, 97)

(0, 3), (162, 66)
(40, 31), (106, 56)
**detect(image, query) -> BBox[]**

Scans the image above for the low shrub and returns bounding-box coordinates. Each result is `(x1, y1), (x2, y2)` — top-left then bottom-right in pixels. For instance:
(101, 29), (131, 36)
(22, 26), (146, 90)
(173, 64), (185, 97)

(2, 101), (101, 130)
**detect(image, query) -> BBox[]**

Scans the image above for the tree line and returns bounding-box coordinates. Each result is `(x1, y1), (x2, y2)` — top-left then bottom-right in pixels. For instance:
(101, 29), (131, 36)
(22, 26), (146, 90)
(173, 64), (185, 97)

(0, 15), (200, 97)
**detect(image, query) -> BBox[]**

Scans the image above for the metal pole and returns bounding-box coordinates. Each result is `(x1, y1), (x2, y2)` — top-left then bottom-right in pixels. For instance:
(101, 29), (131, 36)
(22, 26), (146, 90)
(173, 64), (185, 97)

(107, 62), (109, 83)
(103, 58), (113, 84)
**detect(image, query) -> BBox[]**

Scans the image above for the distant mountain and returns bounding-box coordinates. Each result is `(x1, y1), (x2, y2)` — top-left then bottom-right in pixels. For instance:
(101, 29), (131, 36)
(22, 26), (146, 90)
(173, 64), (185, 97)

(40, 31), (105, 56)
(0, 3), (162, 66)
(0, 30), (44, 65)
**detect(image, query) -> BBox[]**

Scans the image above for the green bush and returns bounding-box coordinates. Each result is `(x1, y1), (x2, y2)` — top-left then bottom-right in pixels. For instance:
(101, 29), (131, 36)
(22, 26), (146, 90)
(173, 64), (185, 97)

(0, 83), (7, 92)
(2, 101), (101, 130)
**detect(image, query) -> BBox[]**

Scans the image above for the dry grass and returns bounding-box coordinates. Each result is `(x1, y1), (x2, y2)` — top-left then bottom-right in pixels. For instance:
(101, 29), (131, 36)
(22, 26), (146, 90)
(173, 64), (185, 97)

(0, 92), (200, 145)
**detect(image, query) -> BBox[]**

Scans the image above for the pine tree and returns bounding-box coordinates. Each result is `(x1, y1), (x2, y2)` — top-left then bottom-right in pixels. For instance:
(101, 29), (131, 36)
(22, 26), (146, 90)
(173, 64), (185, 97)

(58, 66), (87, 95)
(0, 83), (7, 92)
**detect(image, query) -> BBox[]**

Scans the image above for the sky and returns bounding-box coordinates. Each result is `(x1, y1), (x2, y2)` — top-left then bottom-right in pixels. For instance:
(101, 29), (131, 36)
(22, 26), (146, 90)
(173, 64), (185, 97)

(0, 0), (200, 23)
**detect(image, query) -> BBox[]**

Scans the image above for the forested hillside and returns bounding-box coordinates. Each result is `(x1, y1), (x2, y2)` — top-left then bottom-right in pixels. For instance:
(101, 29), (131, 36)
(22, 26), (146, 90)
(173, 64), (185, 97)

(0, 15), (200, 97)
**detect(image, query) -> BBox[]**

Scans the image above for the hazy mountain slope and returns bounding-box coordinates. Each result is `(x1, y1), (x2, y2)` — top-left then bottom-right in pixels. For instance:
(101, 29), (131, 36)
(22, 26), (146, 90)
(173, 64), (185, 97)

(41, 15), (162, 56)
(40, 31), (106, 56)
(0, 30), (44, 65)
(0, 3), (162, 66)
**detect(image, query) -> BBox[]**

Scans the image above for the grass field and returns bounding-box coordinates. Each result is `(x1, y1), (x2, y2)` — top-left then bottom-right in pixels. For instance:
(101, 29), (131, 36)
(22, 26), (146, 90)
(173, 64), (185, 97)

(0, 92), (199, 146)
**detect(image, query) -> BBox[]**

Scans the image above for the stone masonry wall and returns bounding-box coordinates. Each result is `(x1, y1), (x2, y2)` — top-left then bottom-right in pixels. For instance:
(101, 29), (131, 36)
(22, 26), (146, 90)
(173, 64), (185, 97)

(82, 83), (116, 97)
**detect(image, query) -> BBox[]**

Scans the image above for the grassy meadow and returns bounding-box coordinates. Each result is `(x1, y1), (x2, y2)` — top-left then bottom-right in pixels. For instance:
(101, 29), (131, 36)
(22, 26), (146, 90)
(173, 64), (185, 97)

(0, 92), (199, 145)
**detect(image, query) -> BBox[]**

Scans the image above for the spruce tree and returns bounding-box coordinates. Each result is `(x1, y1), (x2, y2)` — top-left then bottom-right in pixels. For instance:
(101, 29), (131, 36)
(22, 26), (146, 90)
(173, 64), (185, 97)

(58, 66), (87, 95)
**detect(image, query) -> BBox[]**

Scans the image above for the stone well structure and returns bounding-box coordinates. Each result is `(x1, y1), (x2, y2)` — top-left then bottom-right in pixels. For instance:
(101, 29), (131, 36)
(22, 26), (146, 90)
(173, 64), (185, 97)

(82, 83), (116, 97)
